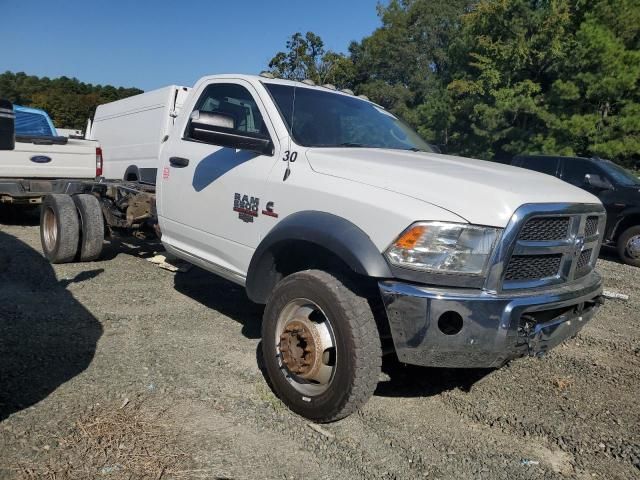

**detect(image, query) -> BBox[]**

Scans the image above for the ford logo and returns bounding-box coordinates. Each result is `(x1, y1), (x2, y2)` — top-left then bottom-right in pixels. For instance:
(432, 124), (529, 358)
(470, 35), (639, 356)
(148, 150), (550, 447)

(30, 155), (52, 163)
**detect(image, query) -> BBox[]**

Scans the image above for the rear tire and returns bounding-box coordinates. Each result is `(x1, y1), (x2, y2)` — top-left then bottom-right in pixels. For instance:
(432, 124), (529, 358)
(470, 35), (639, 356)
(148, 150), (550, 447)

(261, 270), (381, 423)
(73, 194), (104, 261)
(616, 225), (640, 267)
(40, 194), (80, 264)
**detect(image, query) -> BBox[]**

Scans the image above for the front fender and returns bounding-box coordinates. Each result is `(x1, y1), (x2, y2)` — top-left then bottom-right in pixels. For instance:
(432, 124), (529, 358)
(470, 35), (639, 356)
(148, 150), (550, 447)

(246, 211), (392, 303)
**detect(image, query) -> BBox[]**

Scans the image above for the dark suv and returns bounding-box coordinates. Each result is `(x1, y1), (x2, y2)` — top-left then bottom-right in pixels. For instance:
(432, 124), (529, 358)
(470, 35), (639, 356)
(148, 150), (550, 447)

(512, 155), (640, 266)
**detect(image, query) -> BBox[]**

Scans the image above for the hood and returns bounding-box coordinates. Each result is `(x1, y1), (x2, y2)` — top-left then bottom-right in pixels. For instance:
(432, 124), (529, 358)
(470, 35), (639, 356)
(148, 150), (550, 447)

(306, 148), (601, 227)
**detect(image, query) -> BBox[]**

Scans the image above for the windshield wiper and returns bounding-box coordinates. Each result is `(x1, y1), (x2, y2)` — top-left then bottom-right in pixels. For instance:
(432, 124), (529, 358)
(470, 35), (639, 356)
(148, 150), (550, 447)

(337, 142), (368, 148)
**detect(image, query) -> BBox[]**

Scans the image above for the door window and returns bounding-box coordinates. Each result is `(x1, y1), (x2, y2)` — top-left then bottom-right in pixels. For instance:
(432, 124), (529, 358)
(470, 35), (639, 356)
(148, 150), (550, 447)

(190, 83), (268, 137)
(561, 159), (602, 187)
(516, 157), (560, 176)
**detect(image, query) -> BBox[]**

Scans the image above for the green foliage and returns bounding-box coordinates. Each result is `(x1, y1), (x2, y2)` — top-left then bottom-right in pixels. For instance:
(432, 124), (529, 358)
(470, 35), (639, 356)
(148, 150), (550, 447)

(0, 71), (142, 130)
(268, 0), (640, 167)
(268, 32), (355, 87)
(448, 0), (640, 166)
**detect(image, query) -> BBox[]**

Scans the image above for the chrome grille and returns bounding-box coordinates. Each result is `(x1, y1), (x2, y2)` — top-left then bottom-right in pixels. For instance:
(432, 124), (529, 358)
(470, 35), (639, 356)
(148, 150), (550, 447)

(585, 216), (599, 237)
(504, 254), (562, 281)
(519, 217), (569, 241)
(485, 204), (606, 292)
(577, 249), (593, 270)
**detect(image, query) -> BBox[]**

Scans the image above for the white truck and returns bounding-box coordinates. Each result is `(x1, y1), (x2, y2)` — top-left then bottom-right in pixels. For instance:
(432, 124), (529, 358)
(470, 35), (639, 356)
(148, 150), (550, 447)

(0, 104), (101, 205)
(0, 75), (607, 422)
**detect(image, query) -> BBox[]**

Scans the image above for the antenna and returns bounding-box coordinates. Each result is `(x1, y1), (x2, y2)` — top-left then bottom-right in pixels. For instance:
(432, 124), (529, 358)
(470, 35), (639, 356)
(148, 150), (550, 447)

(283, 86), (297, 181)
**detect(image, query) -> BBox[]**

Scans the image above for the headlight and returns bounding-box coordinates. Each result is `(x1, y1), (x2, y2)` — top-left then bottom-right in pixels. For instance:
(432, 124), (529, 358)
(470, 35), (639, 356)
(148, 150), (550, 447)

(385, 222), (501, 275)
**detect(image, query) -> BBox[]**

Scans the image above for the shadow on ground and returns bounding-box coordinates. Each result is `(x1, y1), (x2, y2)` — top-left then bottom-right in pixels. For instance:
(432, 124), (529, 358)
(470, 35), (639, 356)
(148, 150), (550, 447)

(0, 205), (40, 226)
(99, 235), (164, 261)
(173, 266), (263, 339)
(375, 356), (494, 397)
(0, 231), (103, 421)
(598, 245), (624, 265)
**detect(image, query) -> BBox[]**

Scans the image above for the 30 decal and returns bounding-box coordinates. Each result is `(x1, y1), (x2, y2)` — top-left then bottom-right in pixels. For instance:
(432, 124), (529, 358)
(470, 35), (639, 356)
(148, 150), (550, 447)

(283, 151), (298, 163)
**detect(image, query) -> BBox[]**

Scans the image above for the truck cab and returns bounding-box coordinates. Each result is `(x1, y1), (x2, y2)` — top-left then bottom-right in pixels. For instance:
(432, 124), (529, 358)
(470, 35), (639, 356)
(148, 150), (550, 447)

(513, 155), (640, 266)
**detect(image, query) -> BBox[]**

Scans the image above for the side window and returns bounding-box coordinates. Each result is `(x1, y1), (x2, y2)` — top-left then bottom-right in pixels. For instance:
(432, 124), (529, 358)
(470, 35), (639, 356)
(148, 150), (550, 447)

(519, 157), (559, 177)
(191, 83), (268, 137)
(561, 160), (598, 186)
(15, 110), (55, 137)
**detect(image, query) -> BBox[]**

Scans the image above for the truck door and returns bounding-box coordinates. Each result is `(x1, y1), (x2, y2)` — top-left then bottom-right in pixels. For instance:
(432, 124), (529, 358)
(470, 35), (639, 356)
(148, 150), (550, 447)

(157, 80), (281, 278)
(560, 159), (619, 237)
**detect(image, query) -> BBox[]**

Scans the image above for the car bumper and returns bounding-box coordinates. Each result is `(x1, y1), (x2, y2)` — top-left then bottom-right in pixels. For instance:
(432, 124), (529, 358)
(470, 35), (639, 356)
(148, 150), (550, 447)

(0, 179), (88, 203)
(379, 272), (604, 368)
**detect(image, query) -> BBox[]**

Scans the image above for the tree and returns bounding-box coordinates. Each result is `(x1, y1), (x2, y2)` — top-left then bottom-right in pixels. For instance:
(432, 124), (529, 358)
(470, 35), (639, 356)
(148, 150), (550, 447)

(0, 71), (142, 130)
(447, 0), (640, 165)
(268, 32), (355, 87)
(348, 0), (474, 146)
(266, 1), (639, 168)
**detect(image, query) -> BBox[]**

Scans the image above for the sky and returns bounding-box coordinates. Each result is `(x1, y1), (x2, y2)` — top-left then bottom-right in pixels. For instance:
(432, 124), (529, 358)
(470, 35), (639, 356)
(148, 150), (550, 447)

(1, 0), (382, 91)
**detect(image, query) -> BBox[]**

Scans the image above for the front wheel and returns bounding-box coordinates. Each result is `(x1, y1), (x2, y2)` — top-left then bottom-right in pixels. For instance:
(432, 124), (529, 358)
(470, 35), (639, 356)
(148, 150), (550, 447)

(261, 270), (381, 422)
(617, 225), (640, 267)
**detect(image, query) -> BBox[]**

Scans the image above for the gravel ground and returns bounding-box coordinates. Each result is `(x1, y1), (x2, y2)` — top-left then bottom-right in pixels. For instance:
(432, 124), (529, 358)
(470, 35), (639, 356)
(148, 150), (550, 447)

(0, 208), (638, 479)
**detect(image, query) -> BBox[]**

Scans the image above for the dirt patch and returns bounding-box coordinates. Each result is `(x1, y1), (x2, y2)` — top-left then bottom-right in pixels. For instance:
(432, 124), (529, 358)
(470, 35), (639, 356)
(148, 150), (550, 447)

(0, 221), (638, 479)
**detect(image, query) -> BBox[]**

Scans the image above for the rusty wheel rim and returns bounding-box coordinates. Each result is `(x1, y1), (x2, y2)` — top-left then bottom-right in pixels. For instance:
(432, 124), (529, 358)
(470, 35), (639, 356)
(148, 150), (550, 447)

(42, 207), (58, 252)
(275, 298), (337, 396)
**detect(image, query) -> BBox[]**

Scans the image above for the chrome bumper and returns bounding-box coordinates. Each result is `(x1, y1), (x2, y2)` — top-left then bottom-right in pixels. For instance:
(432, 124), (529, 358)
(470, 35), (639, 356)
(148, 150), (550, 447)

(379, 272), (604, 368)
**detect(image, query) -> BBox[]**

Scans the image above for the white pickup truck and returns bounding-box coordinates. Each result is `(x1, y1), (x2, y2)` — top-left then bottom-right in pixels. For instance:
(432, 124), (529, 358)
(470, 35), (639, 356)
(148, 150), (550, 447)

(0, 104), (101, 205)
(0, 75), (606, 422)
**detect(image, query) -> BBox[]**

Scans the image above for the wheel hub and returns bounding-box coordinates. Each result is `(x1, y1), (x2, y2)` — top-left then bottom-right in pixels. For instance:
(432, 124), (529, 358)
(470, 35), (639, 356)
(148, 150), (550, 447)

(627, 235), (640, 259)
(279, 320), (320, 378)
(42, 207), (57, 252)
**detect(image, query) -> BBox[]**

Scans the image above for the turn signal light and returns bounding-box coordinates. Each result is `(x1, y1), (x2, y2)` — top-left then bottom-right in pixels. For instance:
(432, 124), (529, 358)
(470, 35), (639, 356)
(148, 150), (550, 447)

(394, 225), (427, 249)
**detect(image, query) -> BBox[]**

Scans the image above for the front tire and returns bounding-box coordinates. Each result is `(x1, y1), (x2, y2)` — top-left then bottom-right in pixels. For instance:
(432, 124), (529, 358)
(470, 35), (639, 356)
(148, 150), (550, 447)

(40, 194), (80, 264)
(617, 225), (640, 267)
(262, 270), (381, 422)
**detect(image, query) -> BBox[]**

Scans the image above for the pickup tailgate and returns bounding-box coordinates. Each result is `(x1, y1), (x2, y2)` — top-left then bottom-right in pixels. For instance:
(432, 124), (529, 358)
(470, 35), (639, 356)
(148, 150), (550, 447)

(0, 138), (98, 179)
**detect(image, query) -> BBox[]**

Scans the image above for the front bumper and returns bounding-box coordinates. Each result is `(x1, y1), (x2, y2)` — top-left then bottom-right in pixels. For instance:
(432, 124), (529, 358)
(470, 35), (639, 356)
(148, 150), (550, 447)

(379, 272), (603, 368)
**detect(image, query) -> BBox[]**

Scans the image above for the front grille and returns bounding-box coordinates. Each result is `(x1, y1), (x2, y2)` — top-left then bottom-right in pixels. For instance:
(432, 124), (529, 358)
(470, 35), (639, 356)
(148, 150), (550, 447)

(519, 217), (569, 241)
(496, 207), (605, 290)
(577, 249), (593, 270)
(585, 216), (599, 237)
(504, 254), (562, 281)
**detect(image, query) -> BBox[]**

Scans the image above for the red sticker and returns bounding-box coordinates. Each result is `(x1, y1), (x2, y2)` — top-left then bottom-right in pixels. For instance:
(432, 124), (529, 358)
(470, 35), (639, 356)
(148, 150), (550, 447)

(162, 167), (170, 179)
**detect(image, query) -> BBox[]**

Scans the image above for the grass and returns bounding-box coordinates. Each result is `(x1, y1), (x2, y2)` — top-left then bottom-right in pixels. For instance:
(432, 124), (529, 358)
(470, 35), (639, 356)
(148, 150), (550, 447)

(256, 383), (285, 413)
(12, 401), (193, 480)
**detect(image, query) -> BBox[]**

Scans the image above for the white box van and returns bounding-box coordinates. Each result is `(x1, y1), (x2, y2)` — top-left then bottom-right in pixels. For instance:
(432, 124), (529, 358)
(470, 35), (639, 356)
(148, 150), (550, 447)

(89, 86), (190, 184)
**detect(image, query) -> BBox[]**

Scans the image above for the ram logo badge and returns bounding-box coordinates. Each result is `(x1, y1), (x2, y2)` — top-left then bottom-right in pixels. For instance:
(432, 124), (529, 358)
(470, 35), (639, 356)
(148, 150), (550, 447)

(233, 193), (259, 223)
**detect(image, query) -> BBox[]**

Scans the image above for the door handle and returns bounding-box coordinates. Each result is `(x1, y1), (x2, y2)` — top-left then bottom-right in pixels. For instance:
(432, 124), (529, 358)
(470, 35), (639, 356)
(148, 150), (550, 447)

(169, 157), (190, 167)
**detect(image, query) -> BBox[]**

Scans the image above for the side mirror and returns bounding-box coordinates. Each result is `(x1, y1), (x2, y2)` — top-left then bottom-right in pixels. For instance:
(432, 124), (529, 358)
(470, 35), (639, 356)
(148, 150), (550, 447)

(585, 173), (612, 190)
(0, 99), (15, 151)
(187, 110), (274, 156)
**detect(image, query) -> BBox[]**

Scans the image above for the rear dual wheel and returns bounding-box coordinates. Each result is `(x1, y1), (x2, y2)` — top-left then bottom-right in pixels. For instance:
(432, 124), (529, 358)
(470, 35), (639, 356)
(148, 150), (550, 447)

(262, 270), (381, 423)
(40, 194), (104, 263)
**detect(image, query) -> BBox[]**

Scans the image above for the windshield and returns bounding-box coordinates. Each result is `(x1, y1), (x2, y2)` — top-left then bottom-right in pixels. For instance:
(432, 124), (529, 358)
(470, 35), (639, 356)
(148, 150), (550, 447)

(264, 83), (434, 152)
(601, 160), (640, 186)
